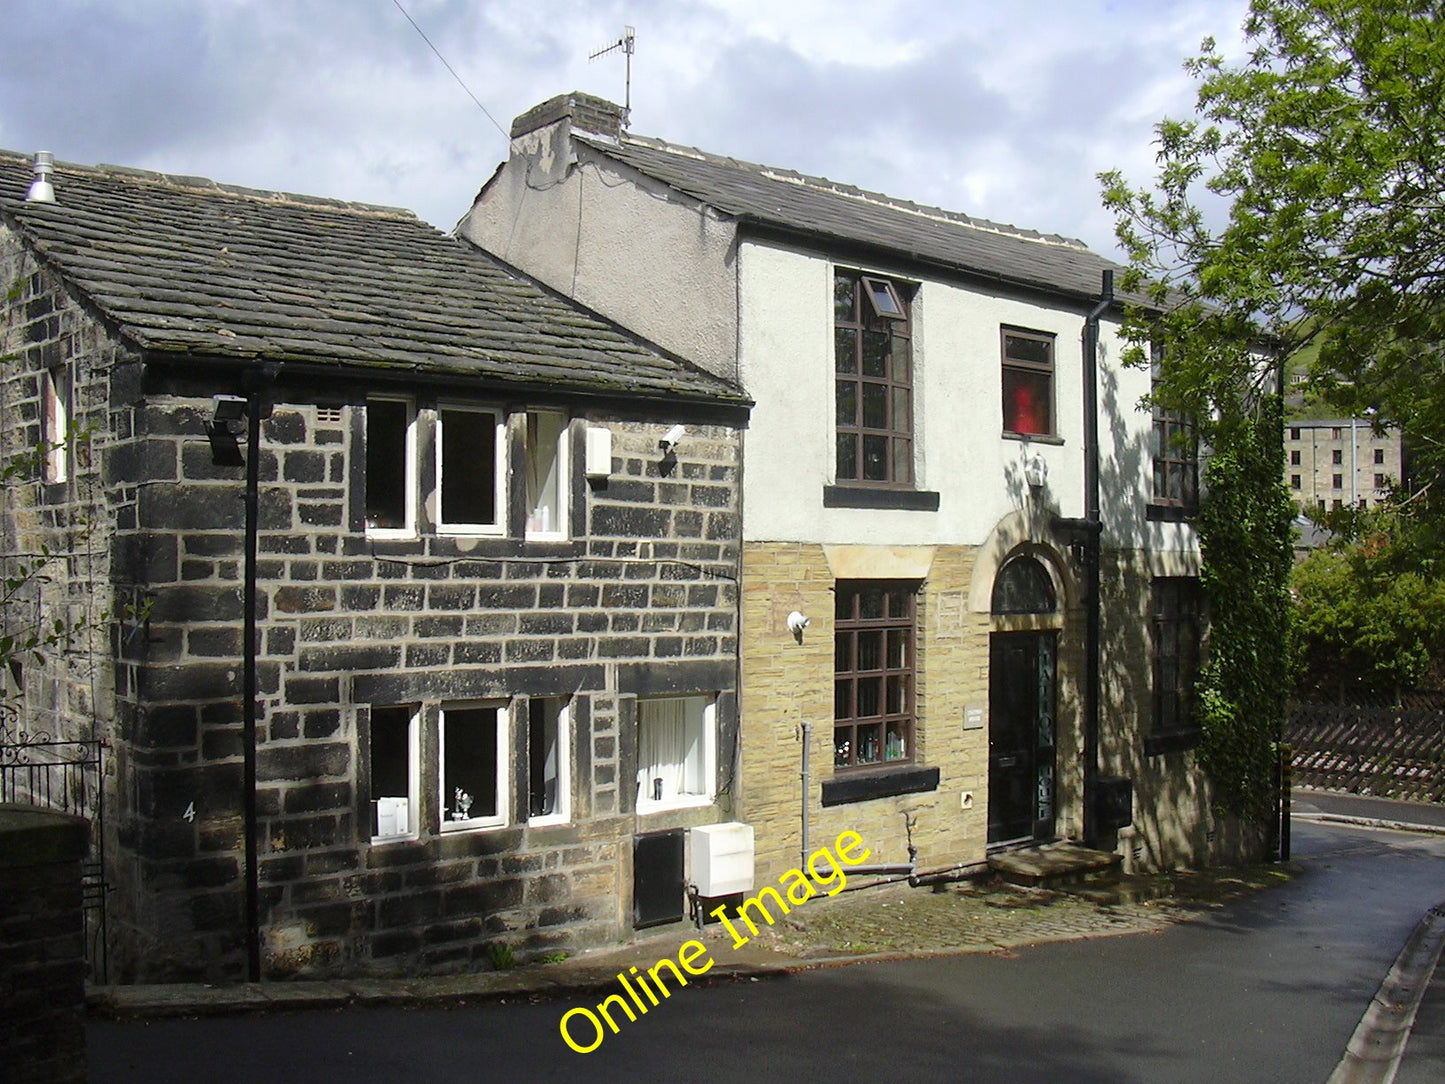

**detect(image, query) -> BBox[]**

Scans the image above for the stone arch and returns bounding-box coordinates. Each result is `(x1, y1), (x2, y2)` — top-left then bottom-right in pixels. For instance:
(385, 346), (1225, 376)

(967, 508), (1076, 617)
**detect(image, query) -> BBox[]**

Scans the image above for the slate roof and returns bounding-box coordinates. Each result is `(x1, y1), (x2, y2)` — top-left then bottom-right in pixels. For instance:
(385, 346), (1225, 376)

(578, 132), (1137, 308)
(0, 151), (747, 405)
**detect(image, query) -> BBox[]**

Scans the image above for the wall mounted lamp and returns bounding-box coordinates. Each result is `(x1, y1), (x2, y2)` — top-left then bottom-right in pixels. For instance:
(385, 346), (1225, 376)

(659, 424), (686, 451)
(204, 394), (248, 467)
(1024, 455), (1047, 491)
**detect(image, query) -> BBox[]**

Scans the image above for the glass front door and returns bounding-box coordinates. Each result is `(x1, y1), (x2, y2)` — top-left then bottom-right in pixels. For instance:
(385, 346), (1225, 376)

(987, 632), (1057, 846)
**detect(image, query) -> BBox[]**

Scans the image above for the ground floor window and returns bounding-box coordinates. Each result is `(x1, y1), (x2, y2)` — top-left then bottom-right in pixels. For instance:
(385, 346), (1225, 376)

(440, 703), (508, 831)
(1151, 578), (1202, 740)
(834, 581), (916, 770)
(636, 695), (715, 812)
(528, 697), (570, 824)
(369, 705), (418, 841)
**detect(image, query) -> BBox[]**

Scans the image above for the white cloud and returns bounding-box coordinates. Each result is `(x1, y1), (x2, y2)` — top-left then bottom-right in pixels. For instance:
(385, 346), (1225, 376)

(0, 0), (1257, 252)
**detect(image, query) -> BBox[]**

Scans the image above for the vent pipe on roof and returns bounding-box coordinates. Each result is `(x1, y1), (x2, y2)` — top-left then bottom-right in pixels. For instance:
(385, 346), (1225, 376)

(26, 152), (56, 203)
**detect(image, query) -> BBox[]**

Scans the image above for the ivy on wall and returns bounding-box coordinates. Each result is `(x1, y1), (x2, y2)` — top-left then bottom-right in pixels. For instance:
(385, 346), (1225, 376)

(1192, 396), (1295, 825)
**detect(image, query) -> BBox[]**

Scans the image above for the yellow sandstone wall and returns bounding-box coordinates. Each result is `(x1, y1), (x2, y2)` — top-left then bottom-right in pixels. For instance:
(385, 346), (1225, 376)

(737, 542), (994, 883)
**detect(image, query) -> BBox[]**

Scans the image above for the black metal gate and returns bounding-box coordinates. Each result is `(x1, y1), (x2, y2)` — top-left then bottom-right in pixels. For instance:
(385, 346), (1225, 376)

(0, 727), (108, 981)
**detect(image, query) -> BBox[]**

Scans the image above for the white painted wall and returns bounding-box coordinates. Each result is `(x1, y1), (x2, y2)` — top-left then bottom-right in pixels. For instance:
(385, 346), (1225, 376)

(460, 128), (740, 382)
(739, 239), (1195, 558)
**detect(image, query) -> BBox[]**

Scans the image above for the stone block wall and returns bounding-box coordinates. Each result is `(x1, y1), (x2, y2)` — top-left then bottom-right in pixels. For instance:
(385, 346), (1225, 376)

(0, 805), (91, 1084)
(107, 372), (744, 981)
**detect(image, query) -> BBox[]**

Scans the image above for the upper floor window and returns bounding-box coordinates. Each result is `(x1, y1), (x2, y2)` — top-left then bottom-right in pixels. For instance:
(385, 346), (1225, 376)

(43, 366), (71, 484)
(834, 581), (916, 770)
(525, 410), (568, 539)
(1149, 346), (1198, 515)
(1290, 450), (1301, 466)
(1374, 448), (1385, 465)
(365, 397), (414, 535)
(834, 269), (913, 486)
(1001, 328), (1055, 437)
(438, 404), (504, 534)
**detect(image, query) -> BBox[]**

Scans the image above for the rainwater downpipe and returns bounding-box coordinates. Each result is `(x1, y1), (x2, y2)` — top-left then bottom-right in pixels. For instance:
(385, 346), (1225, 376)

(800, 720), (811, 869)
(1080, 270), (1113, 849)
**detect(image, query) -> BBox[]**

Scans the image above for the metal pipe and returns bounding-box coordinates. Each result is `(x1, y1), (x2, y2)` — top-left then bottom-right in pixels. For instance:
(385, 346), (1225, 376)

(1080, 270), (1113, 848)
(800, 719), (810, 868)
(242, 387), (261, 983)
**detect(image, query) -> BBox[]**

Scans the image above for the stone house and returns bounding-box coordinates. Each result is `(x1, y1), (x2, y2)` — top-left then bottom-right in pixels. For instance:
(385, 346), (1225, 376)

(462, 93), (1245, 888)
(0, 151), (749, 982)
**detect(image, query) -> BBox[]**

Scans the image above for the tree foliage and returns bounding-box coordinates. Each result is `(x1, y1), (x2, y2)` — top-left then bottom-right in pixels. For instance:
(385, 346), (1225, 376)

(1290, 512), (1445, 699)
(1088, 0), (1445, 823)
(1102, 0), (1445, 529)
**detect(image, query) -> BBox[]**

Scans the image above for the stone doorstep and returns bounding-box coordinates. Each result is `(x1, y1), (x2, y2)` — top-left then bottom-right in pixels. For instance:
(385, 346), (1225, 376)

(987, 842), (1122, 888)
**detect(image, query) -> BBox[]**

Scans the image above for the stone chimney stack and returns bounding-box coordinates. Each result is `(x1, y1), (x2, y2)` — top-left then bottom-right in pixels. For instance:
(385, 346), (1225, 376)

(510, 93), (627, 142)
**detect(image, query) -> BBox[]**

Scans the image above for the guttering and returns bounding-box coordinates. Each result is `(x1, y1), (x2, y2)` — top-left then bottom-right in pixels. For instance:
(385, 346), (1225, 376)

(1080, 270), (1113, 848)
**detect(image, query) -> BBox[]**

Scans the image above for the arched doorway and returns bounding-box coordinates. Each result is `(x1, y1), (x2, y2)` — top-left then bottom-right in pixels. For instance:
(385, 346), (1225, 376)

(988, 554), (1059, 846)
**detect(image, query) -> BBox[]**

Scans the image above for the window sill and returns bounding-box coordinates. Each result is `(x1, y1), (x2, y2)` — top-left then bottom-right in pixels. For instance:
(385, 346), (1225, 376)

(1144, 728), (1201, 756)
(1145, 504), (1197, 523)
(823, 486), (940, 511)
(821, 765), (940, 807)
(526, 814), (571, 829)
(1002, 431), (1064, 445)
(637, 794), (714, 815)
(441, 817), (508, 833)
(369, 833), (420, 846)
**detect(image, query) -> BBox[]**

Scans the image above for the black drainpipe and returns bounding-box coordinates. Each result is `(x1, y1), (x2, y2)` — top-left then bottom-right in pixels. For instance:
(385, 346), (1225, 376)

(1080, 270), (1113, 848)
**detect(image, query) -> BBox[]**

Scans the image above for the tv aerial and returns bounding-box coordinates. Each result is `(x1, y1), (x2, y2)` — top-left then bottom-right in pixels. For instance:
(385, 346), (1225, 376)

(588, 26), (635, 124)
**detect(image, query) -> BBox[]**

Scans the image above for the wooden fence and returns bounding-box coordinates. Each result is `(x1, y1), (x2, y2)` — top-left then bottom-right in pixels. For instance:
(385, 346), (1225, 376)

(1286, 701), (1445, 802)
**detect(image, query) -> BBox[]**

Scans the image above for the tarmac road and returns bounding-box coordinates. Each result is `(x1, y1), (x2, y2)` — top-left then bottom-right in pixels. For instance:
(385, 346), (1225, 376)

(89, 817), (1445, 1084)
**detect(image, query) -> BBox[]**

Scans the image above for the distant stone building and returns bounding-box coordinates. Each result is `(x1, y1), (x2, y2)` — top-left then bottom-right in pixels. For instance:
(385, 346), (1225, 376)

(1285, 419), (1403, 514)
(0, 151), (748, 982)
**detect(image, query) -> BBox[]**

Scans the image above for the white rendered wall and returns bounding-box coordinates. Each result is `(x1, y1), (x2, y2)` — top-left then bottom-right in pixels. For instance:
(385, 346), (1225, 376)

(460, 129), (740, 382)
(739, 240), (1195, 560)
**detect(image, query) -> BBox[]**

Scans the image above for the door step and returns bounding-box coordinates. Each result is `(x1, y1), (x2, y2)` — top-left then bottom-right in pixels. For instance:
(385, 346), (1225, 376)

(987, 842), (1121, 889)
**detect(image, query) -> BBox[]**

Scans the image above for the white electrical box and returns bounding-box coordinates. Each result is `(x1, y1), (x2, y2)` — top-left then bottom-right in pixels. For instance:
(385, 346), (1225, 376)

(375, 796), (408, 837)
(690, 822), (755, 896)
(585, 426), (613, 479)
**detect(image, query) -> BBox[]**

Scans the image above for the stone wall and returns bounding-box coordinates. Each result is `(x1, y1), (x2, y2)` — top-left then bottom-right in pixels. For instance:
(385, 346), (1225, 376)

(0, 805), (90, 1084)
(109, 369), (744, 981)
(738, 543), (1003, 883)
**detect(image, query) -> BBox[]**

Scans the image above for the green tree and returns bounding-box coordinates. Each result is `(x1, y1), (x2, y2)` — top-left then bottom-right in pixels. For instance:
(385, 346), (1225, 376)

(1101, 0), (1445, 531)
(1087, 0), (1445, 823)
(1290, 515), (1445, 699)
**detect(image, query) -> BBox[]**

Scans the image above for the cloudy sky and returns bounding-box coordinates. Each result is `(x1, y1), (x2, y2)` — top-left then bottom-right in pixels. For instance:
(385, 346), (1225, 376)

(0, 0), (1252, 257)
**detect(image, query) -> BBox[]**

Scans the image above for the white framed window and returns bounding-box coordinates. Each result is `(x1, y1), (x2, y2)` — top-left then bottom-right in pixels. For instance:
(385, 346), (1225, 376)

(440, 702), (509, 832)
(636, 695), (716, 814)
(369, 705), (419, 842)
(527, 697), (571, 825)
(437, 403), (504, 535)
(365, 397), (415, 537)
(43, 366), (71, 484)
(525, 411), (569, 540)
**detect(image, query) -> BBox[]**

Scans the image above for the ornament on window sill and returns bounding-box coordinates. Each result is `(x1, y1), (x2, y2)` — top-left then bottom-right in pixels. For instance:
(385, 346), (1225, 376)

(453, 787), (473, 821)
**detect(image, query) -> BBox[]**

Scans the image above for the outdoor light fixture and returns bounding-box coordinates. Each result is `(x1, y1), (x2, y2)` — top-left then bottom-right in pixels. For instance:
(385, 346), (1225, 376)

(25, 152), (55, 204)
(1024, 455), (1047, 491)
(205, 394), (248, 467)
(659, 424), (686, 451)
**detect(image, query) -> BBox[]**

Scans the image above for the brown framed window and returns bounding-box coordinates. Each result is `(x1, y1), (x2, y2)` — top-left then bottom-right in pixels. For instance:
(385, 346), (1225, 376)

(834, 581), (916, 770)
(1151, 578), (1202, 741)
(1290, 474), (1301, 489)
(1149, 346), (1198, 513)
(1374, 448), (1385, 465)
(1001, 328), (1055, 436)
(1332, 449), (1343, 465)
(834, 269), (912, 485)
(1289, 450), (1301, 466)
